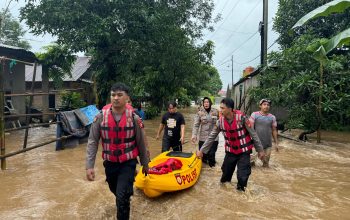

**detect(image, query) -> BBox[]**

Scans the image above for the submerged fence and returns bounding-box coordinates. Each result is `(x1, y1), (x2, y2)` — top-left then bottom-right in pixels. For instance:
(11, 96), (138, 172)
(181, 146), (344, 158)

(0, 57), (84, 170)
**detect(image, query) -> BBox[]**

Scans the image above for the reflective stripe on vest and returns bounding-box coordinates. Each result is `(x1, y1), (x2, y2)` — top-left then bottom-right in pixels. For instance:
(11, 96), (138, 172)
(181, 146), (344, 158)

(100, 105), (139, 163)
(219, 110), (254, 154)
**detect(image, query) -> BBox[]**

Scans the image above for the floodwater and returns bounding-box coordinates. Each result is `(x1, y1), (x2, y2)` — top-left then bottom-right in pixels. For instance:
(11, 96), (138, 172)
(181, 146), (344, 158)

(1, 107), (349, 219)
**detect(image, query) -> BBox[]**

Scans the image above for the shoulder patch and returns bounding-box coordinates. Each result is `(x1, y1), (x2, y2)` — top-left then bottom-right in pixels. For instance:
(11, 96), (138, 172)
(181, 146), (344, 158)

(93, 113), (102, 123)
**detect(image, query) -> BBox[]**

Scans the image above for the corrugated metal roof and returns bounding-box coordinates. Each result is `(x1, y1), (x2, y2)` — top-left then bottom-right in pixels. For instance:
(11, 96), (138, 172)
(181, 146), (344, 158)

(25, 56), (92, 82)
(0, 43), (37, 63)
(0, 43), (27, 50)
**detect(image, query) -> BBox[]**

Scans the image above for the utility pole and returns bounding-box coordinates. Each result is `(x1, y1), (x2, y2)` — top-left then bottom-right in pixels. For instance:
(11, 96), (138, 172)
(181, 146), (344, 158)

(262, 0), (268, 66)
(259, 21), (264, 65)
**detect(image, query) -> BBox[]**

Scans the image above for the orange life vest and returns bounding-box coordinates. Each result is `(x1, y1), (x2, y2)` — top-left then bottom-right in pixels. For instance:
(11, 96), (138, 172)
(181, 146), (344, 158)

(218, 110), (254, 154)
(100, 104), (139, 163)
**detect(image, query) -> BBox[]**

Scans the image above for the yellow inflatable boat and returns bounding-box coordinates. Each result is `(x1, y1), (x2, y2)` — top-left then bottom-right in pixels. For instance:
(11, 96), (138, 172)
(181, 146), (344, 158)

(135, 151), (202, 198)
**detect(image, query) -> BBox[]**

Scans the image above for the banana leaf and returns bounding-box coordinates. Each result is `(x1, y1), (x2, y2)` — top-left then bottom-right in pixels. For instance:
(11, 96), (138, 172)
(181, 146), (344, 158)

(292, 0), (350, 28)
(323, 27), (350, 53)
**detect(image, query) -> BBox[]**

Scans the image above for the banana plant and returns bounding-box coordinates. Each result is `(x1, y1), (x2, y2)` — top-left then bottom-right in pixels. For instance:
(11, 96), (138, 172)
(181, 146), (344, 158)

(293, 0), (350, 29)
(292, 0), (350, 143)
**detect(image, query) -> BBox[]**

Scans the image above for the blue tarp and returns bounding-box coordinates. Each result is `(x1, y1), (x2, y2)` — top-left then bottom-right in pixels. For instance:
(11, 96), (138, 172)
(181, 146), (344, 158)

(74, 105), (100, 126)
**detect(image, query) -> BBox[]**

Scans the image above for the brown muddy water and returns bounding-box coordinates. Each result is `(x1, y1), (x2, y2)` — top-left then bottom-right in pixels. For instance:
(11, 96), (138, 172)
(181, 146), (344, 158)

(1, 107), (349, 219)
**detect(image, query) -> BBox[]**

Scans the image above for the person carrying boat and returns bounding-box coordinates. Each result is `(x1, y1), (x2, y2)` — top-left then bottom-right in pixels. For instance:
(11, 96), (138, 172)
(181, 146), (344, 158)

(250, 98), (279, 167)
(85, 83), (149, 220)
(191, 97), (219, 167)
(197, 98), (265, 191)
(156, 101), (185, 152)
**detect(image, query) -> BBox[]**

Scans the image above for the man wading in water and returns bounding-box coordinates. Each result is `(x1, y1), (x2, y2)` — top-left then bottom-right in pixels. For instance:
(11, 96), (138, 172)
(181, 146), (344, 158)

(250, 98), (279, 167)
(86, 83), (149, 220)
(197, 98), (265, 191)
(156, 101), (185, 152)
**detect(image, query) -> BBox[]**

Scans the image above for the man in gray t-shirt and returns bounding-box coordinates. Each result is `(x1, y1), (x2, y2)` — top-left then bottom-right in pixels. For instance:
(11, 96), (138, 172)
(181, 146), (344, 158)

(250, 98), (279, 167)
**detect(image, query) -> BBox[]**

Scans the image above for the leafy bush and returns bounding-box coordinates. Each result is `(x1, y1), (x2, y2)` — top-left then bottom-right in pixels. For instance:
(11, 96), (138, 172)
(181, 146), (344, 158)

(144, 105), (159, 120)
(60, 91), (86, 110)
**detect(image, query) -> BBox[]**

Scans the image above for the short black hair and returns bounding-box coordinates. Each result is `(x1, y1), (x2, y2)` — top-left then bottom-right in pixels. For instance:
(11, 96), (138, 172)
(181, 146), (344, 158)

(221, 98), (234, 109)
(111, 83), (130, 95)
(167, 101), (177, 108)
(202, 97), (212, 106)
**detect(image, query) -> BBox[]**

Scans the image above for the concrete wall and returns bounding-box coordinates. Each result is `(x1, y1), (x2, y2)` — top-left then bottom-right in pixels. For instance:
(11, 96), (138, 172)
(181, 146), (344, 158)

(232, 74), (288, 124)
(26, 81), (95, 110)
(232, 76), (259, 115)
(4, 61), (26, 116)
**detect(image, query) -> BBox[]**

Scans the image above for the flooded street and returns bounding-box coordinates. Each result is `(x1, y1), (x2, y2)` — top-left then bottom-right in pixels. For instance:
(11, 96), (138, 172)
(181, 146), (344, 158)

(1, 107), (350, 219)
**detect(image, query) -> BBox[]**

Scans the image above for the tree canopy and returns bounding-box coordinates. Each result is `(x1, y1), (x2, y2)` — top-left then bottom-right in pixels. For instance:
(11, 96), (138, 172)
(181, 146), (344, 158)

(20, 0), (221, 108)
(36, 44), (76, 88)
(274, 0), (350, 49)
(251, 1), (350, 132)
(0, 10), (30, 49)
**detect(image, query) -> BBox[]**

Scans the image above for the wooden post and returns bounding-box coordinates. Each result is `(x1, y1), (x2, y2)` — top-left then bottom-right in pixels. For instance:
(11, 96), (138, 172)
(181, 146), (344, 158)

(0, 59), (6, 170)
(42, 65), (49, 123)
(23, 62), (37, 149)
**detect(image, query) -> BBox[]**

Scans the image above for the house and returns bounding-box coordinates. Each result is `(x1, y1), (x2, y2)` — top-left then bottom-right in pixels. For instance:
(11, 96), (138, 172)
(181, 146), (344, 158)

(25, 56), (95, 112)
(0, 44), (37, 125)
(232, 67), (288, 122)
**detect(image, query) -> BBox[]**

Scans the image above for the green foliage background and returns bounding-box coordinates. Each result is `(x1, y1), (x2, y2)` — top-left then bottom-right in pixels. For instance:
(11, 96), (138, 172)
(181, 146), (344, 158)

(21, 0), (222, 111)
(250, 0), (350, 131)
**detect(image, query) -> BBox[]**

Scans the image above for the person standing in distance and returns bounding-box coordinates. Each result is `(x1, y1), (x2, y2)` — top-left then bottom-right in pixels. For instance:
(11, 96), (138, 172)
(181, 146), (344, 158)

(86, 83), (149, 220)
(250, 99), (279, 167)
(156, 101), (185, 152)
(191, 97), (219, 167)
(197, 98), (265, 191)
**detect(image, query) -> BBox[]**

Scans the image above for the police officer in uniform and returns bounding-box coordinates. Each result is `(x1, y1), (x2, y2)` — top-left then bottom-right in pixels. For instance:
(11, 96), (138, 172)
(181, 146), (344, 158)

(86, 83), (149, 220)
(197, 98), (265, 191)
(191, 97), (219, 167)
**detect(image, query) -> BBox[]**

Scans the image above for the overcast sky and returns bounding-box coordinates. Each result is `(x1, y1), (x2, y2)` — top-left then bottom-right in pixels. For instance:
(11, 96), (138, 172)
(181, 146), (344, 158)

(3, 0), (280, 88)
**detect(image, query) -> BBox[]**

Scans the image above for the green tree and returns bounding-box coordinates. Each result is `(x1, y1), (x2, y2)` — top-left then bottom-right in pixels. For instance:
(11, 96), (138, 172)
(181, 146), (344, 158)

(253, 0), (350, 140)
(0, 10), (30, 49)
(20, 0), (220, 109)
(250, 35), (350, 135)
(36, 44), (76, 88)
(292, 0), (350, 142)
(273, 0), (350, 49)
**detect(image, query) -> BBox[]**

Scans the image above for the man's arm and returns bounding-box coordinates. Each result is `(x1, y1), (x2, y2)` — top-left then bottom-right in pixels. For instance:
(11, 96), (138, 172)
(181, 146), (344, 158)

(272, 116), (279, 151)
(197, 122), (220, 157)
(156, 123), (165, 139)
(191, 113), (200, 144)
(249, 112), (256, 130)
(242, 116), (264, 153)
(180, 124), (185, 144)
(134, 115), (149, 173)
(86, 114), (102, 181)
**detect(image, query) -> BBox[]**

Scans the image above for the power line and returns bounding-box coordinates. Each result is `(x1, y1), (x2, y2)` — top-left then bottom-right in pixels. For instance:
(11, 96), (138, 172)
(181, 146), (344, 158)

(216, 0), (262, 52)
(215, 19), (274, 66)
(232, 39), (278, 65)
(216, 59), (231, 68)
(207, 0), (241, 40)
(218, 30), (259, 63)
